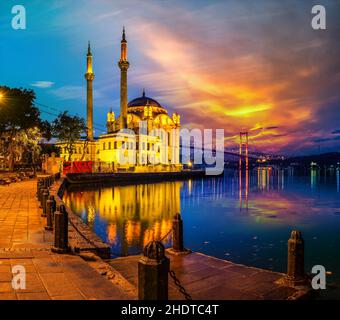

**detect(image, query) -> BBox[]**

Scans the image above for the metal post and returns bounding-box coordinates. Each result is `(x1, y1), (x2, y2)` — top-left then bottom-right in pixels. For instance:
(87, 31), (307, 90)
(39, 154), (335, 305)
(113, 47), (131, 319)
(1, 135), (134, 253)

(138, 241), (169, 300)
(172, 213), (184, 252)
(45, 195), (56, 231)
(52, 205), (69, 253)
(287, 230), (305, 283)
(41, 189), (49, 217)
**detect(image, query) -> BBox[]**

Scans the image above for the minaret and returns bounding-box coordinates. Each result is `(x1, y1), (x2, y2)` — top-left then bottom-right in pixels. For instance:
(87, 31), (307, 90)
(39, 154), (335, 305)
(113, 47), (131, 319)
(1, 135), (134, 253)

(85, 41), (94, 140)
(118, 27), (130, 129)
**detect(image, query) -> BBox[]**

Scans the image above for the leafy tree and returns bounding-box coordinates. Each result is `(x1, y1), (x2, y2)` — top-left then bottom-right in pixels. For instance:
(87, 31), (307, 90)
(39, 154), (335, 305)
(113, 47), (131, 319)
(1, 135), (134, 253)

(0, 86), (50, 171)
(52, 111), (87, 161)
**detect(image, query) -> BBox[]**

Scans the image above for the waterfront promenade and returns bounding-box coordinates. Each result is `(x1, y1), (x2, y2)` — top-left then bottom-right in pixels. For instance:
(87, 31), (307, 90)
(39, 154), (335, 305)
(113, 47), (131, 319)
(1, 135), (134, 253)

(0, 179), (131, 300)
(0, 178), (312, 300)
(111, 252), (311, 300)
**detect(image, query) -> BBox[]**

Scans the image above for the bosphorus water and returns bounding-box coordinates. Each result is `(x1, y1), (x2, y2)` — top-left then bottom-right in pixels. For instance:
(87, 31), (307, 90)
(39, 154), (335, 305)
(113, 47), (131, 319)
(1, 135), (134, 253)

(63, 168), (340, 299)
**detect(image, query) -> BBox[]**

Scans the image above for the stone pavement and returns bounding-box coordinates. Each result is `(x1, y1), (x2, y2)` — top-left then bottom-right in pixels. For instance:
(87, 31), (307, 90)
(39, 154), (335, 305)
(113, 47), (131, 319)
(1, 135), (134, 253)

(0, 180), (52, 250)
(110, 252), (312, 300)
(0, 179), (131, 300)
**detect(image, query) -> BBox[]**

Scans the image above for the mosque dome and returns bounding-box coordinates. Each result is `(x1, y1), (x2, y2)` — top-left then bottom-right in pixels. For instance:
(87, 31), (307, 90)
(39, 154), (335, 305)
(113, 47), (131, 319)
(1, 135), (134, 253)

(127, 90), (168, 117)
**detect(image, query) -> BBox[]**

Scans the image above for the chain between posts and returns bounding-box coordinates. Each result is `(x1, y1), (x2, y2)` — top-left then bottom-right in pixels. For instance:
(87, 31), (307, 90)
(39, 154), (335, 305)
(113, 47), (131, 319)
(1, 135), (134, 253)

(159, 224), (192, 300)
(160, 228), (172, 242)
(168, 269), (192, 300)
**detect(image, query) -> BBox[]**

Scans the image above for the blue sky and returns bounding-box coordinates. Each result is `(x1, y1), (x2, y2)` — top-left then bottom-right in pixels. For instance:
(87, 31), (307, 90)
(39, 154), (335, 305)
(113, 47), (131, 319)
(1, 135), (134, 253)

(1, 0), (340, 155)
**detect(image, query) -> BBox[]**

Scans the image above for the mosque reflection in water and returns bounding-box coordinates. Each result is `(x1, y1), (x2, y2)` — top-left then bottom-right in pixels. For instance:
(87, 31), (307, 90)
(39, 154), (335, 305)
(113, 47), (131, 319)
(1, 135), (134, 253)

(64, 182), (181, 256)
(63, 167), (340, 262)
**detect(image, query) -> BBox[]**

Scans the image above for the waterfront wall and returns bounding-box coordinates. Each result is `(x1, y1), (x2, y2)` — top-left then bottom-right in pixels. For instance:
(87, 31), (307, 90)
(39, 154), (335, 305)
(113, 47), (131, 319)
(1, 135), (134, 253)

(65, 170), (207, 185)
(50, 177), (111, 258)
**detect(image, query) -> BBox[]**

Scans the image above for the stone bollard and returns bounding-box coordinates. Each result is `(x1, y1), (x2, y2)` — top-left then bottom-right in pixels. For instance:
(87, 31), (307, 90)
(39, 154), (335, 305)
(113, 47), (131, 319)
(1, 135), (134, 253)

(41, 189), (50, 217)
(38, 185), (43, 203)
(287, 230), (305, 284)
(138, 241), (169, 300)
(38, 188), (46, 208)
(36, 180), (43, 200)
(45, 195), (56, 231)
(52, 205), (69, 253)
(172, 213), (184, 252)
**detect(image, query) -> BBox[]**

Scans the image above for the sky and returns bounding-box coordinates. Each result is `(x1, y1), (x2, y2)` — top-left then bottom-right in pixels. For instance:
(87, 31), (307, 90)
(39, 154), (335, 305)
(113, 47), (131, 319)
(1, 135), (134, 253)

(0, 0), (340, 156)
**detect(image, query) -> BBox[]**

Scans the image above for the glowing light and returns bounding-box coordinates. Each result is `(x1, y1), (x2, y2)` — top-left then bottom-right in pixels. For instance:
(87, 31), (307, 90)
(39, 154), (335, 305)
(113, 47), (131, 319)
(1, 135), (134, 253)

(224, 104), (271, 117)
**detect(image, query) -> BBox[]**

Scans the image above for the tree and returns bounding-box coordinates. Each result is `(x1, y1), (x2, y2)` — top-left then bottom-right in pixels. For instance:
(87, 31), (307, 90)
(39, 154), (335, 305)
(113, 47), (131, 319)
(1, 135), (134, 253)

(0, 86), (50, 171)
(52, 111), (86, 161)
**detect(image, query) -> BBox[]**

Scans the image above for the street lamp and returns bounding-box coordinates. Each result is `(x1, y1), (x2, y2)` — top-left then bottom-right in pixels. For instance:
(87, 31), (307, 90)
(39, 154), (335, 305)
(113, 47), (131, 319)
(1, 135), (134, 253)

(0, 93), (3, 101)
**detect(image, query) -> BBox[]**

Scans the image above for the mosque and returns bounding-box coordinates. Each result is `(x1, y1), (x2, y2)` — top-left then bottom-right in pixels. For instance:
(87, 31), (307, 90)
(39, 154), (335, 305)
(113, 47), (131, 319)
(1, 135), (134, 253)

(58, 28), (182, 173)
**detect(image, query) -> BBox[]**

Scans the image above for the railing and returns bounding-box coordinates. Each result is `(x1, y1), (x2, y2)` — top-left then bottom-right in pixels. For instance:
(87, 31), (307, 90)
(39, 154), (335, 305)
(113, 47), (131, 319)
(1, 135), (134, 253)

(137, 213), (308, 300)
(36, 172), (69, 253)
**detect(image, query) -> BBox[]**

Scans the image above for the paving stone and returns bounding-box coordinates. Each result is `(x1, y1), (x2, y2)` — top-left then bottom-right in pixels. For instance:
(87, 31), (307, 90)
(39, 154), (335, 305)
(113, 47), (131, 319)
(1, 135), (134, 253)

(17, 292), (51, 300)
(39, 273), (81, 297)
(0, 282), (14, 293)
(0, 292), (17, 300)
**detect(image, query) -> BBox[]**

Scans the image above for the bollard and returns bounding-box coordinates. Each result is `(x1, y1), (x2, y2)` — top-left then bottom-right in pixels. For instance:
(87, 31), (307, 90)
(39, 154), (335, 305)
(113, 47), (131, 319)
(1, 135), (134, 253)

(38, 188), (46, 208)
(36, 180), (43, 198)
(52, 205), (69, 253)
(172, 213), (184, 252)
(287, 230), (305, 283)
(138, 241), (169, 300)
(41, 189), (49, 217)
(36, 181), (43, 201)
(38, 185), (43, 203)
(45, 195), (56, 231)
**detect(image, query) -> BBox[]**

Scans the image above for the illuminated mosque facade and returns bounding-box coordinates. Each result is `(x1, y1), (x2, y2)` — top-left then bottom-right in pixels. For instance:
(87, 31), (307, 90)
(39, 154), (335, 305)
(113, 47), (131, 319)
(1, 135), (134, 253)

(58, 28), (182, 172)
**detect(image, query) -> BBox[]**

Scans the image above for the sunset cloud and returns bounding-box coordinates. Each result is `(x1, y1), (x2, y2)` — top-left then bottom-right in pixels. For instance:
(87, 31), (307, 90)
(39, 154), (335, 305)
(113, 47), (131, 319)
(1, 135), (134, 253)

(1, 0), (339, 155)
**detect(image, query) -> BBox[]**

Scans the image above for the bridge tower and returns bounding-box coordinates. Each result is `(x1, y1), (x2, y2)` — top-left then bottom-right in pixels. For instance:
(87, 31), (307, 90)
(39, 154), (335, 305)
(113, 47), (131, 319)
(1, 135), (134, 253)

(239, 132), (249, 170)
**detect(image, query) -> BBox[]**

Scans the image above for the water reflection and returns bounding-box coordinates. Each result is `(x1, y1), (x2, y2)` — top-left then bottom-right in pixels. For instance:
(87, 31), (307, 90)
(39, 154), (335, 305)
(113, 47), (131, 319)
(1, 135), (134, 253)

(311, 168), (318, 190)
(64, 168), (340, 298)
(64, 182), (181, 256)
(239, 169), (248, 211)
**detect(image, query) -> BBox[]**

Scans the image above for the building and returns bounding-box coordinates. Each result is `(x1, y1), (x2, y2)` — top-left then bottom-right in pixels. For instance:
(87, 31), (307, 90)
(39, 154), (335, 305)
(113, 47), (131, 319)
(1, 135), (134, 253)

(58, 28), (182, 173)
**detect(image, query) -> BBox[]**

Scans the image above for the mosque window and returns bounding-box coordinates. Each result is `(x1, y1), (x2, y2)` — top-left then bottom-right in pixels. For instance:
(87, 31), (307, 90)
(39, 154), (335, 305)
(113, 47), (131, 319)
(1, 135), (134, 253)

(108, 142), (111, 150)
